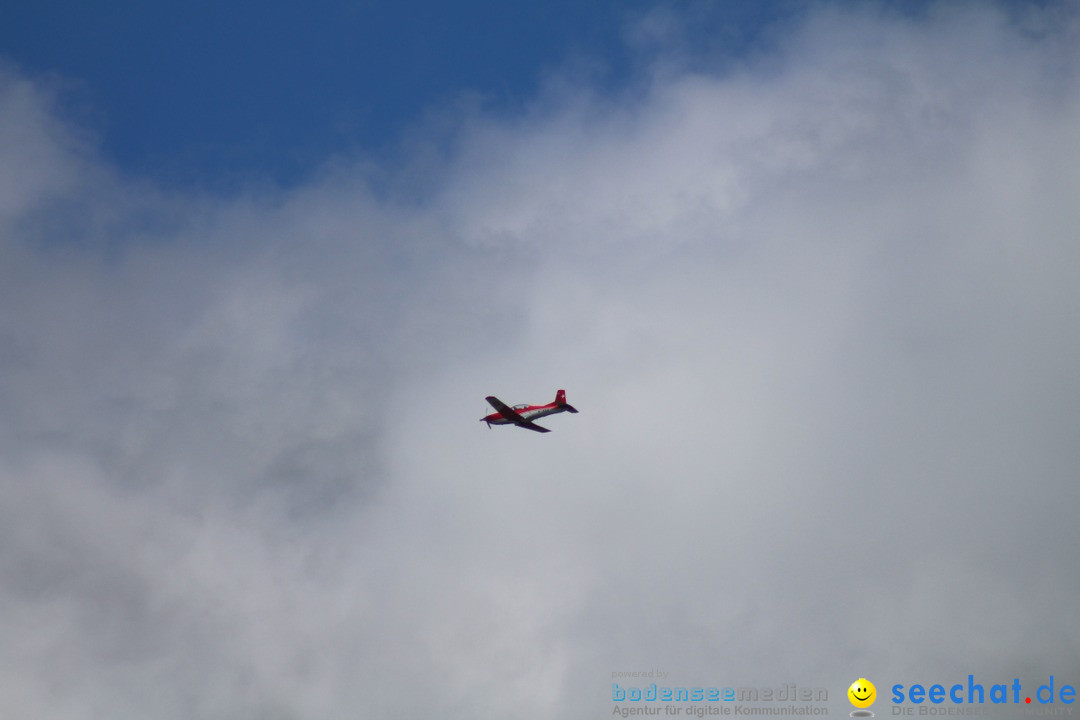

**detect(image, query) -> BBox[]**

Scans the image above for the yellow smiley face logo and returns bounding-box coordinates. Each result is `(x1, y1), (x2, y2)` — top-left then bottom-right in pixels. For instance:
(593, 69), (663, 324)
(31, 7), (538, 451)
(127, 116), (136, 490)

(848, 678), (876, 708)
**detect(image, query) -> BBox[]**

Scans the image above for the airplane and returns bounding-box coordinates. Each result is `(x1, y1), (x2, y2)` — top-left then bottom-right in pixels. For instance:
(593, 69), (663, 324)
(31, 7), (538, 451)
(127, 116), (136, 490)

(481, 389), (579, 433)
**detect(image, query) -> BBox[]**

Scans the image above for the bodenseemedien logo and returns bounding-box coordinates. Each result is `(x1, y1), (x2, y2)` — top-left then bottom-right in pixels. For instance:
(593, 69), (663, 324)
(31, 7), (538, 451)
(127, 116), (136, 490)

(848, 678), (876, 717)
(610, 675), (829, 717)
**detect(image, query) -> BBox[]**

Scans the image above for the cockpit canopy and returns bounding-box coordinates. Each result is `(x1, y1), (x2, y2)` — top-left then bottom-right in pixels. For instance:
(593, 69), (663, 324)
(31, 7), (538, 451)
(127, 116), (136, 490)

(512, 403), (529, 410)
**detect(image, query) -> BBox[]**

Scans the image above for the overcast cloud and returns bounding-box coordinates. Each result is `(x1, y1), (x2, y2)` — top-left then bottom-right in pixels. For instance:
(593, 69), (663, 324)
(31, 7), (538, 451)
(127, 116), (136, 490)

(2, 3), (1079, 718)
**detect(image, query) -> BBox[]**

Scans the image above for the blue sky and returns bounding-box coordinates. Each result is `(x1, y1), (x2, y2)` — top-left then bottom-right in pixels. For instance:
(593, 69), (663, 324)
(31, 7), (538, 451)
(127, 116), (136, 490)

(8, 0), (975, 190)
(1, 0), (819, 185)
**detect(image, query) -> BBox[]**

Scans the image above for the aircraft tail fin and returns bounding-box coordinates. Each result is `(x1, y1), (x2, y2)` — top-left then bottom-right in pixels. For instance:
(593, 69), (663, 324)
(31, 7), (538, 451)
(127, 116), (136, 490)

(555, 389), (579, 413)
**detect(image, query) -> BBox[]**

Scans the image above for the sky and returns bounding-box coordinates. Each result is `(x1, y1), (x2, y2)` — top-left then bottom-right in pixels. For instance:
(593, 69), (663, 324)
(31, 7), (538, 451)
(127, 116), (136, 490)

(0, 0), (806, 186)
(1, 1), (1079, 719)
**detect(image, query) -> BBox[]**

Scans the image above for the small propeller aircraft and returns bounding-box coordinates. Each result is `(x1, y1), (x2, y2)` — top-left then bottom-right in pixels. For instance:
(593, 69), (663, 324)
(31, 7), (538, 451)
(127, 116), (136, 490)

(481, 389), (579, 433)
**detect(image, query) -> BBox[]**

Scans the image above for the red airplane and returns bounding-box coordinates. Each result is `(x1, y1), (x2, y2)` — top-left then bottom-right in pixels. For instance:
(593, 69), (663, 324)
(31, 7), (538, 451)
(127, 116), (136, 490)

(481, 389), (579, 433)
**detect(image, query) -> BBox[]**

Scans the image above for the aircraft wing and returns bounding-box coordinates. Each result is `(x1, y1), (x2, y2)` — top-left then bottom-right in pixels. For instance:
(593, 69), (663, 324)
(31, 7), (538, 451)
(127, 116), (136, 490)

(485, 396), (523, 420)
(515, 420), (551, 433)
(485, 396), (551, 433)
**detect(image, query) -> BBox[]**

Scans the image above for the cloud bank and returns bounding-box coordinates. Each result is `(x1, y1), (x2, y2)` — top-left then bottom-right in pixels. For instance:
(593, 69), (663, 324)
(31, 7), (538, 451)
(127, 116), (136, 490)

(2, 4), (1079, 718)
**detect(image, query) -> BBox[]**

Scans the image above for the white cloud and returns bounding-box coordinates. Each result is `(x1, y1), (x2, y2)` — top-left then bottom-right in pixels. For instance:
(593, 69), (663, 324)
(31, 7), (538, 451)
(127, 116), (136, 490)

(1, 3), (1079, 718)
